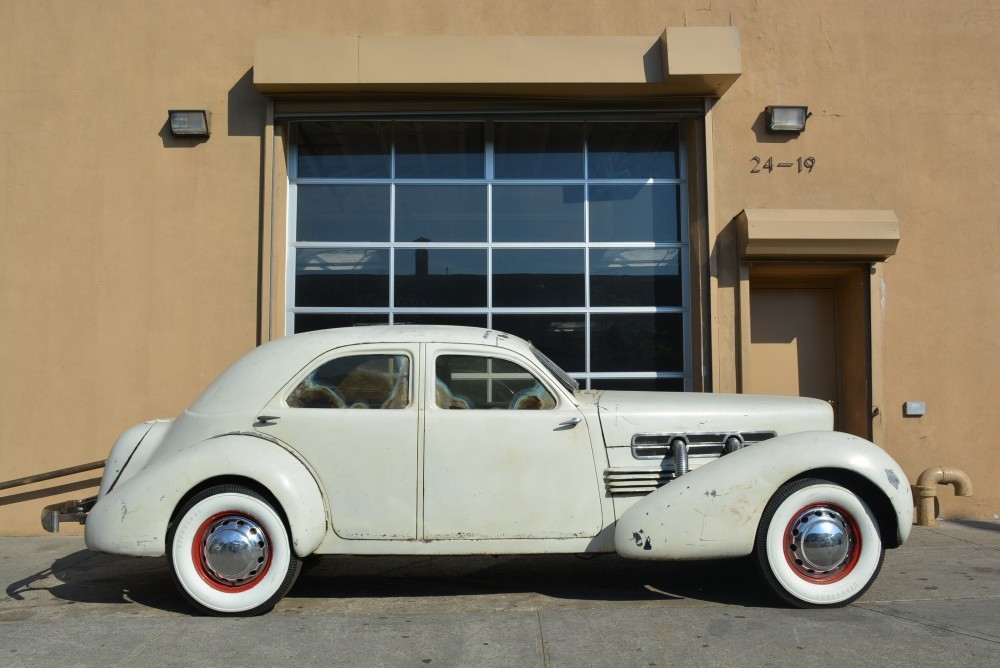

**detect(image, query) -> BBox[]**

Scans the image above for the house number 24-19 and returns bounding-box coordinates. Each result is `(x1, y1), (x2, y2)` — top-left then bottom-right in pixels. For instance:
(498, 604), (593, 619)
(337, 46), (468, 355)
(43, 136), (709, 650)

(750, 156), (815, 173)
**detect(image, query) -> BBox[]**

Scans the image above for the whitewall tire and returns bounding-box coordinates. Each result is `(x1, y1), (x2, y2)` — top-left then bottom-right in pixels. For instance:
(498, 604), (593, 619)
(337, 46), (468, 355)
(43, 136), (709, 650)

(166, 484), (302, 616)
(755, 478), (884, 608)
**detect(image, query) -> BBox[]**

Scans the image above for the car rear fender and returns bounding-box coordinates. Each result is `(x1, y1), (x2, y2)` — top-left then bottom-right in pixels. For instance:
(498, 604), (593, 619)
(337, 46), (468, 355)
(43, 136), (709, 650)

(85, 434), (327, 558)
(614, 431), (912, 561)
(99, 419), (174, 497)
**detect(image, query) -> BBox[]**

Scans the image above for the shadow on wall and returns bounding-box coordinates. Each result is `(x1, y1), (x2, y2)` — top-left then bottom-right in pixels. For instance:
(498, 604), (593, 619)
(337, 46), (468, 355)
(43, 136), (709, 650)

(158, 68), (264, 148)
(158, 120), (209, 148)
(0, 478), (102, 508)
(642, 42), (664, 82)
(228, 68), (265, 137)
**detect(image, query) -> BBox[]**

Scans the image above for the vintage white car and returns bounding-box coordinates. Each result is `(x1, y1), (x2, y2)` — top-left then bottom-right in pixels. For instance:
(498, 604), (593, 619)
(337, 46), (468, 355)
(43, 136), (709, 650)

(44, 325), (913, 616)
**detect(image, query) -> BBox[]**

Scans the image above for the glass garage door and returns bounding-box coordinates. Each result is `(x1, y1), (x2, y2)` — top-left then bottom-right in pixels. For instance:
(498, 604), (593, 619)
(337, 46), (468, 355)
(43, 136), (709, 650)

(287, 118), (689, 391)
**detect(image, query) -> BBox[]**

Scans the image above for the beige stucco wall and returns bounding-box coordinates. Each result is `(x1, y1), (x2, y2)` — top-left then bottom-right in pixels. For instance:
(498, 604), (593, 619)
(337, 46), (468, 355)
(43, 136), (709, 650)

(1, 0), (997, 534)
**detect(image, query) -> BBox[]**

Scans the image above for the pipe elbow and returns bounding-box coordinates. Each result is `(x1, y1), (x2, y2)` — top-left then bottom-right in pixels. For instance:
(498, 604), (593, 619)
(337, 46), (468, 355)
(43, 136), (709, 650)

(916, 466), (973, 497)
(913, 466), (973, 526)
(939, 466), (973, 496)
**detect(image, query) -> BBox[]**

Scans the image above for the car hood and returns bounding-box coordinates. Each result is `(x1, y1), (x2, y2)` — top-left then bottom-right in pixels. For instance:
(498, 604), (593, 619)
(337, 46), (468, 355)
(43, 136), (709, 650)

(596, 391), (833, 449)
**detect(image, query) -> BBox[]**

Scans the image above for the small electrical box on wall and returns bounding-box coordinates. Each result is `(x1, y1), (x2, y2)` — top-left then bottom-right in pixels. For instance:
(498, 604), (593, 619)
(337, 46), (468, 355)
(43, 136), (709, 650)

(903, 401), (927, 417)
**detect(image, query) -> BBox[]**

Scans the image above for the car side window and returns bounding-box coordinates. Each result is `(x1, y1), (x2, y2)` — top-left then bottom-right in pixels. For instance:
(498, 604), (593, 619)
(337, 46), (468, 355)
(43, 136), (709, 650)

(288, 354), (410, 409)
(435, 355), (555, 410)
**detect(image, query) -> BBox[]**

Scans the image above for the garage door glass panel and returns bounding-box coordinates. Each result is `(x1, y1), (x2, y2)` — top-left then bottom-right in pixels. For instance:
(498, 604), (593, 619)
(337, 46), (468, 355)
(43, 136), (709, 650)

(493, 249), (585, 307)
(296, 121), (391, 179)
(588, 184), (680, 243)
(590, 313), (684, 373)
(590, 248), (682, 307)
(297, 185), (390, 242)
(295, 314), (388, 332)
(494, 122), (584, 179)
(491, 314), (586, 374)
(394, 313), (489, 328)
(395, 121), (485, 179)
(492, 185), (585, 242)
(590, 377), (686, 392)
(395, 185), (487, 242)
(588, 122), (679, 179)
(295, 249), (389, 307)
(394, 249), (487, 308)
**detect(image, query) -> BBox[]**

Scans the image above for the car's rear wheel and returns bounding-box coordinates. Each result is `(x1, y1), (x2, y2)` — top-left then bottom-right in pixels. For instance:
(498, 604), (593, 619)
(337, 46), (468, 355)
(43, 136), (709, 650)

(166, 484), (301, 616)
(755, 477), (884, 608)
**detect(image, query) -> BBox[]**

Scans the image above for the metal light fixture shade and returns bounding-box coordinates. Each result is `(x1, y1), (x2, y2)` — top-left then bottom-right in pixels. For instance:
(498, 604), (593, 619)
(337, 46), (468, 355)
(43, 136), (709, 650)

(168, 110), (211, 137)
(765, 105), (810, 133)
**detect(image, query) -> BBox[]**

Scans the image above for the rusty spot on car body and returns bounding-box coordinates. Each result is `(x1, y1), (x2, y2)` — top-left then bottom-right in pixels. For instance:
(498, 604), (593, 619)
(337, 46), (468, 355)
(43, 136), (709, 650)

(725, 495), (756, 525)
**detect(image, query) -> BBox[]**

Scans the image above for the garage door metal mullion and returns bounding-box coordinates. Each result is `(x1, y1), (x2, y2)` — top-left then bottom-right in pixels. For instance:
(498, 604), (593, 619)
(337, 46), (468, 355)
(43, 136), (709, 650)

(286, 140), (299, 335)
(678, 127), (691, 391)
(389, 123), (397, 324)
(486, 121), (494, 331)
(583, 121), (592, 390)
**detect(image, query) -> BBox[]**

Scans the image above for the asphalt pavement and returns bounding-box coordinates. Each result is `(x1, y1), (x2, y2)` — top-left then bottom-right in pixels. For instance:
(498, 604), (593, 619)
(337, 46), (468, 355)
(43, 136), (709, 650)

(1, 520), (998, 667)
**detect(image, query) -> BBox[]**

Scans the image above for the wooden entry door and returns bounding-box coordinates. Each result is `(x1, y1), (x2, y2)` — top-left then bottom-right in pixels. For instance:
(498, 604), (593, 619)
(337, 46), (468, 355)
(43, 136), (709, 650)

(745, 265), (871, 438)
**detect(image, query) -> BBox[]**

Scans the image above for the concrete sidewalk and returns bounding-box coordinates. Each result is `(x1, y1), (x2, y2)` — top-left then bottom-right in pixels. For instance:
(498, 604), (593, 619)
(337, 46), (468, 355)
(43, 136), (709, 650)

(2, 520), (998, 666)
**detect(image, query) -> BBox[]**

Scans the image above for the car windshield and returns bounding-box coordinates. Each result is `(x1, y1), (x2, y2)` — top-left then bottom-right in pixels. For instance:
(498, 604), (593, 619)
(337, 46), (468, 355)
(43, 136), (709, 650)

(530, 344), (579, 394)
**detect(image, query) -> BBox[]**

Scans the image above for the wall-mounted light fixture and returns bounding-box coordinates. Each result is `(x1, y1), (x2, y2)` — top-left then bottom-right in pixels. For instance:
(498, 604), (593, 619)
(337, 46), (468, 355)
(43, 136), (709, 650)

(765, 105), (810, 133)
(168, 110), (211, 137)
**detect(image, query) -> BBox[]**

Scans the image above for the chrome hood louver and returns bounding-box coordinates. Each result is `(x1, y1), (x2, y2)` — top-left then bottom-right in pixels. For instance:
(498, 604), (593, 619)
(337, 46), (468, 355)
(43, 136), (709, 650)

(598, 391), (833, 495)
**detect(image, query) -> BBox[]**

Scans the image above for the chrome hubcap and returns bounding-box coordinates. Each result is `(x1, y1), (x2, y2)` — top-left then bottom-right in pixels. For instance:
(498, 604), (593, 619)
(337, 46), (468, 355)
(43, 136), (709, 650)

(786, 505), (856, 580)
(200, 515), (269, 586)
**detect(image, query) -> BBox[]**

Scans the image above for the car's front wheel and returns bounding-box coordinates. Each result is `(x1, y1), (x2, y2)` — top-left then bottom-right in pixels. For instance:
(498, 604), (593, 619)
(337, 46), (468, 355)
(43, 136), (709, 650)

(755, 477), (884, 608)
(166, 484), (301, 616)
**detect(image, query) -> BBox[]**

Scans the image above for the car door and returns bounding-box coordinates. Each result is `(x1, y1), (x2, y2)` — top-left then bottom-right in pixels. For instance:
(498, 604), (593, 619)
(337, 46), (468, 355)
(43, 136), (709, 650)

(255, 345), (419, 540)
(423, 343), (603, 540)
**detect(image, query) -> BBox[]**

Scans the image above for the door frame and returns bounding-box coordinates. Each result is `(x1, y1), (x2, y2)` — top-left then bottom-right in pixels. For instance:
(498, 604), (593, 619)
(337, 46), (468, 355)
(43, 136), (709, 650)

(737, 262), (883, 441)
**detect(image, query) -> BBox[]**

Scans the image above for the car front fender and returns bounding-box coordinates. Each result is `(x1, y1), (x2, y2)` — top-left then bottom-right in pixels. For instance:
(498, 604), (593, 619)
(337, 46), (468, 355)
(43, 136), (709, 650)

(85, 434), (327, 558)
(614, 431), (912, 561)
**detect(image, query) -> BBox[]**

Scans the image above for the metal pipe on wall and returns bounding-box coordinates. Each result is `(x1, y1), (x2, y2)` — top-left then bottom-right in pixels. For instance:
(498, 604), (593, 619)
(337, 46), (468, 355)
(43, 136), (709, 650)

(913, 466), (973, 526)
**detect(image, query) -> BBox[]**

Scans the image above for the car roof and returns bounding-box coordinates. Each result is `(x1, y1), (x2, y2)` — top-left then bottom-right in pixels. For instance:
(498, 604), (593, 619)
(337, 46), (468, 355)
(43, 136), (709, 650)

(188, 325), (534, 414)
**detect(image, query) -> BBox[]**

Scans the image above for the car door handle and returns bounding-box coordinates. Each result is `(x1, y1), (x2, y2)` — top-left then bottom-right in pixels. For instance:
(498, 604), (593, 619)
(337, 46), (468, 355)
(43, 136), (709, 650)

(256, 415), (281, 424)
(558, 417), (582, 428)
